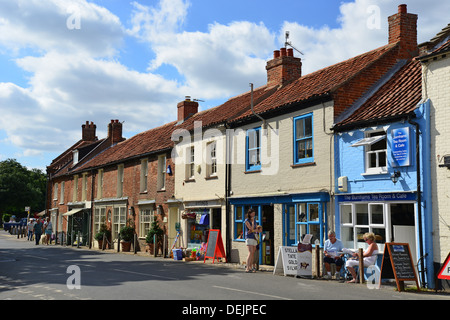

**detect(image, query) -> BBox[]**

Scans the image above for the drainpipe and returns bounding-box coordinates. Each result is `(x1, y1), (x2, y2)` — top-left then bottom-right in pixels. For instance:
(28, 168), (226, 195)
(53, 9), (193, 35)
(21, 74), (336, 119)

(408, 117), (425, 287)
(225, 122), (232, 262)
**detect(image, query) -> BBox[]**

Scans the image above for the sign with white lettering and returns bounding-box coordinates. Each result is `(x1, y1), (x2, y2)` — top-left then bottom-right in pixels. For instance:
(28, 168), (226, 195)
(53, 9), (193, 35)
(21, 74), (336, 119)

(273, 246), (298, 276)
(337, 192), (416, 202)
(392, 127), (410, 166)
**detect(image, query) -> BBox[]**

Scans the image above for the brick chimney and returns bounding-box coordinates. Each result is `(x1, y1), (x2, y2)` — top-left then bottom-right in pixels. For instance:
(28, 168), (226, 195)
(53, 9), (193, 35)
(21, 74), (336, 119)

(107, 119), (124, 144)
(82, 121), (97, 142)
(266, 47), (302, 87)
(177, 96), (198, 122)
(388, 4), (418, 59)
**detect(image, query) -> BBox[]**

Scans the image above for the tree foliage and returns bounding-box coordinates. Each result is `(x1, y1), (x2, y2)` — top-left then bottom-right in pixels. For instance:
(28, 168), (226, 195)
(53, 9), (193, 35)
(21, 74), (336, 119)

(0, 159), (47, 217)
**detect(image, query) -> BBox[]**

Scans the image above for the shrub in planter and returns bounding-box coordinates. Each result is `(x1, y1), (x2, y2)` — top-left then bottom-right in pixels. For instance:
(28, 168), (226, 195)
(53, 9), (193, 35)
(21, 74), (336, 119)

(120, 224), (135, 252)
(146, 219), (164, 255)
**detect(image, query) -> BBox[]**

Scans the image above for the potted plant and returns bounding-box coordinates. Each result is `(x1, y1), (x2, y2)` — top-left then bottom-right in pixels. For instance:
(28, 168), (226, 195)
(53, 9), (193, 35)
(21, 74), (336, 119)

(120, 219), (135, 252)
(95, 223), (111, 249)
(146, 218), (164, 255)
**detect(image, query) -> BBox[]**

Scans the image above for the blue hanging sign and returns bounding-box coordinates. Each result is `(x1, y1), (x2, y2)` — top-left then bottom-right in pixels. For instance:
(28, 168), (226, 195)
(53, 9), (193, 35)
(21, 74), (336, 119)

(391, 127), (410, 167)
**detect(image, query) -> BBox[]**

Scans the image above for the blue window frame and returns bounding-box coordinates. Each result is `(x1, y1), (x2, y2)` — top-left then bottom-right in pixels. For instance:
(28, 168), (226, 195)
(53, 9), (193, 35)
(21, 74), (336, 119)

(295, 202), (325, 246)
(234, 205), (260, 241)
(246, 127), (261, 171)
(294, 113), (313, 164)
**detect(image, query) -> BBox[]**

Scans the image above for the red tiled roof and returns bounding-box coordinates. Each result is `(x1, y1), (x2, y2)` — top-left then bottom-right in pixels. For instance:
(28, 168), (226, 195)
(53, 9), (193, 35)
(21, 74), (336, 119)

(334, 58), (422, 130)
(231, 43), (399, 122)
(72, 85), (276, 172)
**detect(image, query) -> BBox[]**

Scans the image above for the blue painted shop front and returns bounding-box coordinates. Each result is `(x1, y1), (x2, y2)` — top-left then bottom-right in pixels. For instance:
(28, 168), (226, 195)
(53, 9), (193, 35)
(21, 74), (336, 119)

(334, 101), (434, 288)
(229, 192), (329, 265)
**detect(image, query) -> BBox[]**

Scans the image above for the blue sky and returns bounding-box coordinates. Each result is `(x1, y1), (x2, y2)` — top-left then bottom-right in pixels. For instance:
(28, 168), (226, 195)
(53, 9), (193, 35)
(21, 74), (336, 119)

(0, 0), (448, 171)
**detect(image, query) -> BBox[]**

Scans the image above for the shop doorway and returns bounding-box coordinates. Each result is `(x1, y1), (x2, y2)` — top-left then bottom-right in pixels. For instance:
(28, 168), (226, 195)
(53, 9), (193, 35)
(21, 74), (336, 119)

(261, 205), (274, 265)
(390, 203), (417, 265)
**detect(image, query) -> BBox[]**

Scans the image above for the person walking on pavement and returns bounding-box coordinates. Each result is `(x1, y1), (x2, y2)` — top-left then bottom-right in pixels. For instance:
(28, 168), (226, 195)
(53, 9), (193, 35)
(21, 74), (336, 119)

(33, 218), (43, 245)
(27, 219), (35, 241)
(44, 217), (53, 245)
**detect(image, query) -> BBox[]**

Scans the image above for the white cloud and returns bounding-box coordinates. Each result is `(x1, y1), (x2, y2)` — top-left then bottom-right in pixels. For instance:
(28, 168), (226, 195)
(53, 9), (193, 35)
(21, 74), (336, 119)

(0, 0), (449, 168)
(0, 0), (123, 56)
(281, 0), (450, 75)
(128, 0), (276, 97)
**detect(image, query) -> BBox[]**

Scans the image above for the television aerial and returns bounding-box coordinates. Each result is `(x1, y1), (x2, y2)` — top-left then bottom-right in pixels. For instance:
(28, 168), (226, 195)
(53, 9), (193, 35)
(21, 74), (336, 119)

(285, 31), (304, 56)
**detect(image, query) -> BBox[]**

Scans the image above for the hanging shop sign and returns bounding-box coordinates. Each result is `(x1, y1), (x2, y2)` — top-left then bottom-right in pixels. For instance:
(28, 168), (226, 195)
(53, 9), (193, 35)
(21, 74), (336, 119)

(273, 246), (298, 276)
(392, 127), (411, 167)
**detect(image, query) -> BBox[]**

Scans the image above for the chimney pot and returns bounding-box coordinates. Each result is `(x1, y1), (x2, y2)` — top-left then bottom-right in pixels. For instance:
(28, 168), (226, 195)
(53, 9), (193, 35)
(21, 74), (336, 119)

(287, 48), (294, 57)
(398, 4), (407, 13)
(266, 47), (302, 87)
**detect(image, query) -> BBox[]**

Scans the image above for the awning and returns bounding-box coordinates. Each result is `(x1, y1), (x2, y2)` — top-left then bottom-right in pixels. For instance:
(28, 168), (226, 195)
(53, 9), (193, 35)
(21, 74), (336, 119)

(62, 208), (84, 216)
(36, 210), (46, 216)
(351, 135), (385, 147)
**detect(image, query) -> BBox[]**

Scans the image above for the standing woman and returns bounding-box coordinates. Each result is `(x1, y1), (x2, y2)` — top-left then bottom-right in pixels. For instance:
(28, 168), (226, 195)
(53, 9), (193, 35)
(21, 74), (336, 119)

(244, 208), (258, 273)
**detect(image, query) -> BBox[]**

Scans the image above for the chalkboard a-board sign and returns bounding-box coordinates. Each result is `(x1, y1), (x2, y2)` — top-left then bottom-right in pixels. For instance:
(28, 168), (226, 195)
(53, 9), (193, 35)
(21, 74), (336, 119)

(380, 242), (420, 291)
(204, 229), (226, 263)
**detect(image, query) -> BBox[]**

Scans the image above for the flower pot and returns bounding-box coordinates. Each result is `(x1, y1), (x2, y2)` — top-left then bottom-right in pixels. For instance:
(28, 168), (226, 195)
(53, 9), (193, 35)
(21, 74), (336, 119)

(121, 241), (131, 252)
(97, 239), (103, 250)
(147, 243), (154, 255)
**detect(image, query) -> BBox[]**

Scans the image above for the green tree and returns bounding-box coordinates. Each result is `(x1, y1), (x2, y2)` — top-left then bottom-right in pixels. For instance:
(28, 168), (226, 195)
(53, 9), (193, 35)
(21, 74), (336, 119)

(0, 159), (47, 217)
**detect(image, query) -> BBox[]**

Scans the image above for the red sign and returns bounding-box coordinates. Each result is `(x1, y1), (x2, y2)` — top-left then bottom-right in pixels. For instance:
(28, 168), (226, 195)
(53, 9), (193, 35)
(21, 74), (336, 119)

(437, 253), (450, 280)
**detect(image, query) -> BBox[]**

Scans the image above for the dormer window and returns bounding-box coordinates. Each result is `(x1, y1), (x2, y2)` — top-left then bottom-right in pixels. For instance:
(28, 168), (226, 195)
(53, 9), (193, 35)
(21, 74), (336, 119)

(352, 130), (387, 174)
(73, 150), (79, 165)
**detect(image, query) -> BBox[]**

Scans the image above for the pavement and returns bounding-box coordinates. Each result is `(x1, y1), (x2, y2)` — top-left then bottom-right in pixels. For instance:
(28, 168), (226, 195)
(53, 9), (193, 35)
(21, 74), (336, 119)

(2, 229), (449, 297)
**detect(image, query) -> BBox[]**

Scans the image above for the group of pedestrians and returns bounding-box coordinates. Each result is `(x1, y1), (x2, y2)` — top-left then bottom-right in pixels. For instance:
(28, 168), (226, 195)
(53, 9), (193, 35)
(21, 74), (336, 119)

(26, 217), (53, 245)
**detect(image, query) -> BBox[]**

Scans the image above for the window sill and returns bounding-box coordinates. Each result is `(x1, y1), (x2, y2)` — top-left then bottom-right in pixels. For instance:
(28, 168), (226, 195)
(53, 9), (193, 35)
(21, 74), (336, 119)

(360, 170), (388, 176)
(244, 170), (261, 174)
(157, 188), (166, 193)
(184, 179), (195, 183)
(205, 175), (218, 180)
(291, 162), (316, 168)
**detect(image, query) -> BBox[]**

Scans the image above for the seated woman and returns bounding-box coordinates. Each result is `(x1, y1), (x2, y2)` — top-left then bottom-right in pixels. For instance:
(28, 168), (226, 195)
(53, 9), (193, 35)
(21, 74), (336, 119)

(345, 232), (379, 283)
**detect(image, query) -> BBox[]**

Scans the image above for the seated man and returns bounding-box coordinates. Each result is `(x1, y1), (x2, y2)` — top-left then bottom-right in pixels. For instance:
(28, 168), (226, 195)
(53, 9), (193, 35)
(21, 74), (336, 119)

(324, 231), (344, 279)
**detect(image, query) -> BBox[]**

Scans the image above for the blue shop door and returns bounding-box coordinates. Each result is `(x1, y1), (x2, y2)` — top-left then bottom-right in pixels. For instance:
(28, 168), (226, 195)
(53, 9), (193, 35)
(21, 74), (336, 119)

(283, 204), (296, 246)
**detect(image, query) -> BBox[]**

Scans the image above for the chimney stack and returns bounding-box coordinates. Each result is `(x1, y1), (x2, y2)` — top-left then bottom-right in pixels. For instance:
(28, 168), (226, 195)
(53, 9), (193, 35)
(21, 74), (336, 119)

(82, 121), (97, 142)
(266, 47), (302, 87)
(108, 119), (124, 144)
(388, 4), (418, 59)
(177, 96), (199, 123)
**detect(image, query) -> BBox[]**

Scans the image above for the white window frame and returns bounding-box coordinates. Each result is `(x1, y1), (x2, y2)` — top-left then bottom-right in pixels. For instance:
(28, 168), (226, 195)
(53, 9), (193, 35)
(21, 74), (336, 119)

(157, 155), (166, 190)
(53, 183), (58, 201)
(60, 181), (65, 204)
(352, 130), (387, 175)
(112, 206), (126, 240)
(186, 146), (195, 180)
(340, 202), (387, 253)
(207, 141), (217, 177)
(97, 169), (103, 199)
(117, 164), (124, 198)
(140, 159), (148, 193)
(139, 208), (154, 238)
